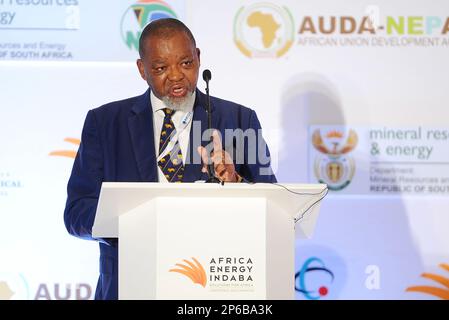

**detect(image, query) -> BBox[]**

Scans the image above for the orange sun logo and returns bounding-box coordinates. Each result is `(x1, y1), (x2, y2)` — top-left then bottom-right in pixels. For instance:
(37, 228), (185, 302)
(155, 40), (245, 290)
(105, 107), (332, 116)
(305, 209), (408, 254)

(49, 137), (80, 159)
(169, 257), (207, 287)
(406, 263), (449, 300)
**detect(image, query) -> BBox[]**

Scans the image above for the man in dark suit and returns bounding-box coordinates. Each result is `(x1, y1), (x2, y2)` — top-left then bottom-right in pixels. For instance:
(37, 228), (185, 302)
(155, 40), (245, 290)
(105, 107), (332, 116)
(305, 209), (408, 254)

(64, 18), (276, 300)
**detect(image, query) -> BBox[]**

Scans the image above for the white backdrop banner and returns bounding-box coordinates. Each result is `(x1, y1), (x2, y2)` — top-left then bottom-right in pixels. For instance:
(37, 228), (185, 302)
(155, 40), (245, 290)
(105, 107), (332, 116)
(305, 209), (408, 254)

(0, 0), (448, 300)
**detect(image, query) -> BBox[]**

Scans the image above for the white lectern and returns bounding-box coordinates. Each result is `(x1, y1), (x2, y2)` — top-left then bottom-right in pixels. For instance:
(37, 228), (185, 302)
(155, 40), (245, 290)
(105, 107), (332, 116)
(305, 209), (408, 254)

(92, 182), (327, 300)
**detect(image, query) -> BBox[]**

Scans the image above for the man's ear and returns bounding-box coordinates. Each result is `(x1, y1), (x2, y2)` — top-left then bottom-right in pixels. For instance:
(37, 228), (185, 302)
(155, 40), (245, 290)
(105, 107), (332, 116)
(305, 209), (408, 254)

(196, 48), (201, 64)
(136, 58), (147, 81)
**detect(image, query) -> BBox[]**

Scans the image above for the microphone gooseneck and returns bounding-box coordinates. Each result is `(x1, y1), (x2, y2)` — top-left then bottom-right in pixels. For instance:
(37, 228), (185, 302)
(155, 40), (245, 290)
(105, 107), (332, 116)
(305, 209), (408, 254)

(202, 69), (220, 184)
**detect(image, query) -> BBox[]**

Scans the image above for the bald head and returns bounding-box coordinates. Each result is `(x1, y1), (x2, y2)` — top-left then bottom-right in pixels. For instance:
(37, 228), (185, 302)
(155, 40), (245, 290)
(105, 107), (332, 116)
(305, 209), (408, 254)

(138, 18), (196, 58)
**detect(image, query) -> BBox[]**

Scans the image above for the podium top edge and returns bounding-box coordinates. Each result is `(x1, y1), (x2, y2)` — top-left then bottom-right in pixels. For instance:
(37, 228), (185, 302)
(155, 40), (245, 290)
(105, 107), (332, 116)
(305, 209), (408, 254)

(101, 182), (327, 192)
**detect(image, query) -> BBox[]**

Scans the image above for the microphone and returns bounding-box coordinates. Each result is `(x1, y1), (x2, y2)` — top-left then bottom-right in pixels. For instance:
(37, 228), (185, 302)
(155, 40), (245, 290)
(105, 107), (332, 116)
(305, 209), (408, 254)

(203, 69), (211, 82)
(202, 69), (220, 184)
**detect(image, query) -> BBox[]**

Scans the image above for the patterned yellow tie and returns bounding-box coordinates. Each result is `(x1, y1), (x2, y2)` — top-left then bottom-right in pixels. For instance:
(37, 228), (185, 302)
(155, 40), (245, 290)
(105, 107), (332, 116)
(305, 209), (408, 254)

(158, 108), (185, 182)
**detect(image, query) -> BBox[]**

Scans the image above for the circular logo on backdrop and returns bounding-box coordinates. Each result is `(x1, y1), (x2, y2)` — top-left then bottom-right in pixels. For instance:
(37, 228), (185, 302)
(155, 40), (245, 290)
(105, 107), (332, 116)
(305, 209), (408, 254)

(120, 0), (178, 51)
(233, 2), (294, 58)
(296, 257), (334, 300)
(295, 245), (347, 300)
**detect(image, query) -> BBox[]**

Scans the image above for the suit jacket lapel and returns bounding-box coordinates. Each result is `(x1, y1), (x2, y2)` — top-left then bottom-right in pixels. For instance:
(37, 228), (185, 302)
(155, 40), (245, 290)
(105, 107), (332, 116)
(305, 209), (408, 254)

(128, 89), (158, 182)
(183, 90), (216, 182)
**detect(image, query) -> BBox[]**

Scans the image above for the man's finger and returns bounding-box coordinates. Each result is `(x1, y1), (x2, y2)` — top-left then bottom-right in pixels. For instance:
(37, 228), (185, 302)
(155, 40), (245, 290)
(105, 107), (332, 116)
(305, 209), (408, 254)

(212, 130), (223, 154)
(197, 146), (209, 166)
(210, 150), (223, 165)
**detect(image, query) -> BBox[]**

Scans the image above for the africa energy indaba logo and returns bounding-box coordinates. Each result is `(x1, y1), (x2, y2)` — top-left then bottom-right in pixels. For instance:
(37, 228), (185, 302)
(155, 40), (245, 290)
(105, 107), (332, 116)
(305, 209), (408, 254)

(169, 257), (207, 287)
(406, 263), (449, 300)
(295, 257), (334, 300)
(169, 256), (255, 291)
(234, 2), (294, 58)
(312, 129), (358, 191)
(121, 0), (178, 51)
(49, 137), (80, 159)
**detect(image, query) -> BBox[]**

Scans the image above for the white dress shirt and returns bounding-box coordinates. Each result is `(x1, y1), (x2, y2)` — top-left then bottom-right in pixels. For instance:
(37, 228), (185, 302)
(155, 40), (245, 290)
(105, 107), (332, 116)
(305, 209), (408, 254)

(150, 91), (195, 183)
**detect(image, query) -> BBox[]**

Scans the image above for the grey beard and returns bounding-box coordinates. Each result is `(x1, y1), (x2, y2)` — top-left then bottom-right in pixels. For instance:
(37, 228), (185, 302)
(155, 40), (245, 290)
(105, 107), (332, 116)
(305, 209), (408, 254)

(162, 90), (195, 112)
